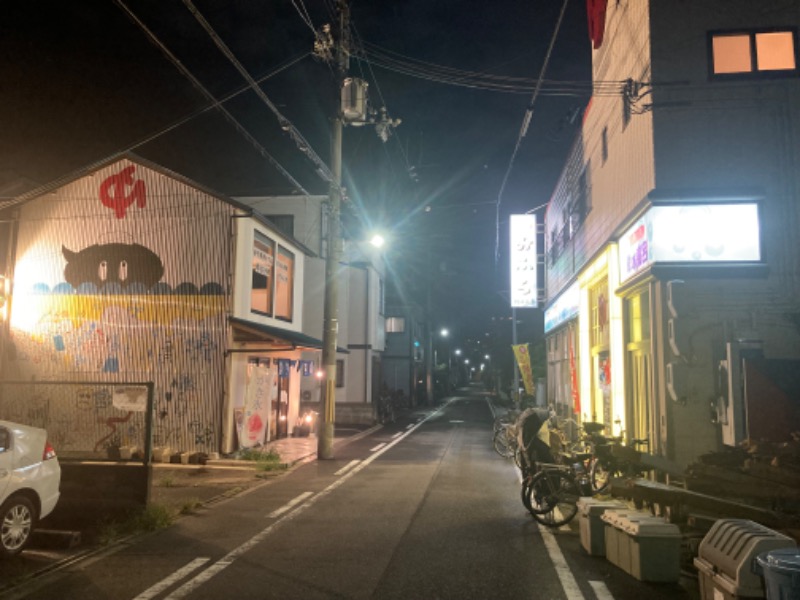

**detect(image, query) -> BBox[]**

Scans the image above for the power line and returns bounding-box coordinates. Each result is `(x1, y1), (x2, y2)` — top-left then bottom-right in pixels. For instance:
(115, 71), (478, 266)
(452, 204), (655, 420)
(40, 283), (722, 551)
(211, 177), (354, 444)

(494, 0), (571, 267)
(358, 41), (624, 96)
(115, 0), (309, 194)
(181, 0), (338, 190)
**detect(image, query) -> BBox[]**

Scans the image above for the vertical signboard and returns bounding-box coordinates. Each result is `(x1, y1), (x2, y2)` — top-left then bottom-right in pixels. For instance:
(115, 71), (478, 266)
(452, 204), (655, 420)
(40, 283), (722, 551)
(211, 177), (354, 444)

(510, 214), (538, 308)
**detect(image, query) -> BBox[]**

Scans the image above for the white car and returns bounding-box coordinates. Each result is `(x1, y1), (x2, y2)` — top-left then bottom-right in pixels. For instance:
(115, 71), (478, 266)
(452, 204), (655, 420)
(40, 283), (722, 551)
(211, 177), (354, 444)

(0, 421), (61, 557)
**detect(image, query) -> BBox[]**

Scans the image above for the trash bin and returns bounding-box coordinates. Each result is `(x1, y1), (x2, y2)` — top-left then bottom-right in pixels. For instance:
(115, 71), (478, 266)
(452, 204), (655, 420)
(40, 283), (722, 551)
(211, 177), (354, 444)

(754, 548), (800, 600)
(694, 519), (795, 600)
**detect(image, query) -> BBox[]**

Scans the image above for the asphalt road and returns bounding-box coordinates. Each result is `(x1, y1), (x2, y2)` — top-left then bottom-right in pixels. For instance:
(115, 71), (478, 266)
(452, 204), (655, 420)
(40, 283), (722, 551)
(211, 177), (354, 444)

(2, 390), (699, 599)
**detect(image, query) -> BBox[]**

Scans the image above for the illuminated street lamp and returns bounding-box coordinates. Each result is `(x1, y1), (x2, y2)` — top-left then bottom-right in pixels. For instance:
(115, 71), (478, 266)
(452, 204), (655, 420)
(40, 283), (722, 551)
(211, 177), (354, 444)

(369, 233), (386, 248)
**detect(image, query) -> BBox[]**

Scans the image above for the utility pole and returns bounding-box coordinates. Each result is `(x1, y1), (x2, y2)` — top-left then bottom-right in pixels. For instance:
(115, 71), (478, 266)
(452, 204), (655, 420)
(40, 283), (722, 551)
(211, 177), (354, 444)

(315, 0), (400, 456)
(317, 0), (349, 460)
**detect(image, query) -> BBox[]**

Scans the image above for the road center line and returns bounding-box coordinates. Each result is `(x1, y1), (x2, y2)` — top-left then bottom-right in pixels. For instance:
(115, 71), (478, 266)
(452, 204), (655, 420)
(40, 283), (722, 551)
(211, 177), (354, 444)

(334, 459), (360, 476)
(268, 492), (314, 518)
(370, 442), (387, 452)
(163, 404), (451, 600)
(391, 432), (403, 439)
(132, 557), (210, 600)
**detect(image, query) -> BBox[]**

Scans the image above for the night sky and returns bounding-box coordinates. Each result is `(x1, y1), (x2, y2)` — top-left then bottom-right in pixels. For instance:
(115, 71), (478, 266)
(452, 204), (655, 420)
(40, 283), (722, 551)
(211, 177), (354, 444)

(0, 0), (592, 340)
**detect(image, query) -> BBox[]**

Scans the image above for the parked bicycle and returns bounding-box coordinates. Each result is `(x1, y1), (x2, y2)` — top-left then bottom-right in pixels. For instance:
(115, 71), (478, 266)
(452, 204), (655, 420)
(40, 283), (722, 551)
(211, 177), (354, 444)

(520, 418), (652, 527)
(584, 423), (650, 493)
(492, 419), (519, 460)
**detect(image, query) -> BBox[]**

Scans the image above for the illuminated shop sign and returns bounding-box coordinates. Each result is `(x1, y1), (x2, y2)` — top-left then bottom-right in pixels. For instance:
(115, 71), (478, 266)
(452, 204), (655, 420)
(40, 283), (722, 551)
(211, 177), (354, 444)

(619, 203), (761, 283)
(510, 214), (538, 308)
(544, 281), (579, 333)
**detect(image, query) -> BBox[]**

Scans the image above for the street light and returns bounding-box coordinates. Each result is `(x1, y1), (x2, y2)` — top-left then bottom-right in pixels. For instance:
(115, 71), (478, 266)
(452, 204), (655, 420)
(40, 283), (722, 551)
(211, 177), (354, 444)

(440, 328), (449, 337)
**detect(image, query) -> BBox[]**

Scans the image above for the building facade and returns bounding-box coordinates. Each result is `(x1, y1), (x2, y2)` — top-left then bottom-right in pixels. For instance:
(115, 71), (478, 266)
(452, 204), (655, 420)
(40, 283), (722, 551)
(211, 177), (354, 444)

(235, 194), (387, 421)
(544, 0), (800, 468)
(0, 156), (328, 457)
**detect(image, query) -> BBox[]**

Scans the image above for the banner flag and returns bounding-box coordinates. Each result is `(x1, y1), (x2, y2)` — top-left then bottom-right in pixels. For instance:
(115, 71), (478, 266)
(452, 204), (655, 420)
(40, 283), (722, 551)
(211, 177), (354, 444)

(568, 333), (581, 414)
(512, 343), (535, 395)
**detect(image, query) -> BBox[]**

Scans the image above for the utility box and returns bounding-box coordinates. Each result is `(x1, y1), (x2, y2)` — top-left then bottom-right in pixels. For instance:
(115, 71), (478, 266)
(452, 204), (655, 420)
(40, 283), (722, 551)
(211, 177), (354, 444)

(577, 497), (627, 556)
(693, 519), (796, 600)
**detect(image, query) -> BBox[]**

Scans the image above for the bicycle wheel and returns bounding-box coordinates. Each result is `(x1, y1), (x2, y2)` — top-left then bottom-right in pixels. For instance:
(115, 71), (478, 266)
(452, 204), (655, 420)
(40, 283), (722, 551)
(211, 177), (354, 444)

(492, 428), (515, 458)
(521, 473), (534, 512)
(525, 470), (580, 527)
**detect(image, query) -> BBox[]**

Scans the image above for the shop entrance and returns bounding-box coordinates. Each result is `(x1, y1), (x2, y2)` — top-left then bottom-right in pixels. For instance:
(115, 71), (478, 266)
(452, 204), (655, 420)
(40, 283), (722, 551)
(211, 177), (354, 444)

(625, 288), (653, 445)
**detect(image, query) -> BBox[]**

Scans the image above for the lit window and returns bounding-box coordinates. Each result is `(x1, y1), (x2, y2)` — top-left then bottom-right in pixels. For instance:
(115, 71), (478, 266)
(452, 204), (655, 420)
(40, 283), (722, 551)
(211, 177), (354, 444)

(711, 29), (797, 77)
(756, 32), (796, 70)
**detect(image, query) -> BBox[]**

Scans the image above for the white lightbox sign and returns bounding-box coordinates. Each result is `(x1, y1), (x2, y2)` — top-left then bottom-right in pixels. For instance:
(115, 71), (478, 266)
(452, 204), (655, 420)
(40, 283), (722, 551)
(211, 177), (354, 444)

(510, 214), (538, 308)
(619, 203), (761, 283)
(649, 203), (760, 262)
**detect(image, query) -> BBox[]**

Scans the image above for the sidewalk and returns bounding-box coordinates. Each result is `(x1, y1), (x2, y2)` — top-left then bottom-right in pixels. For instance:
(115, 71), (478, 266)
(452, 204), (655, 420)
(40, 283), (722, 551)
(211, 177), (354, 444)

(149, 424), (380, 512)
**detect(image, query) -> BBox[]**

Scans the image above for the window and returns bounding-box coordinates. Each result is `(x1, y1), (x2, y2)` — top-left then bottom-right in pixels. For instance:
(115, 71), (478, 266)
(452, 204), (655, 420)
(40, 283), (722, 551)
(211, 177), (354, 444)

(251, 232), (275, 316)
(386, 317), (405, 333)
(710, 29), (798, 77)
(336, 359), (345, 388)
(274, 247), (295, 321)
(251, 230), (296, 322)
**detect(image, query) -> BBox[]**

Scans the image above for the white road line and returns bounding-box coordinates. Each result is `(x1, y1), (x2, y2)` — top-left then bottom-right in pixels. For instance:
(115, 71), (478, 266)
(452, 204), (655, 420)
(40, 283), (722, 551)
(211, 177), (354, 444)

(391, 432), (403, 439)
(538, 524), (585, 599)
(405, 423), (414, 429)
(334, 459), (360, 476)
(515, 468), (586, 598)
(268, 492), (314, 518)
(370, 442), (387, 452)
(589, 580), (615, 600)
(163, 403), (452, 600)
(132, 558), (210, 600)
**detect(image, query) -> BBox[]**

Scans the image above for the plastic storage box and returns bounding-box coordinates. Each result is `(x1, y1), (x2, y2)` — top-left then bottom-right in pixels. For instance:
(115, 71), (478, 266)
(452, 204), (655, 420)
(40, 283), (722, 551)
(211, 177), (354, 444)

(693, 519), (796, 600)
(624, 517), (682, 582)
(602, 509), (681, 581)
(577, 497), (628, 556)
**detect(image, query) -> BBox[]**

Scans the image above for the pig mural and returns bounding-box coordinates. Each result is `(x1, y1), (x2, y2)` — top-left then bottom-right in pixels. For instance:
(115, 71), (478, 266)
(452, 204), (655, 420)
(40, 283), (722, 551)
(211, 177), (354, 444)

(62, 243), (164, 290)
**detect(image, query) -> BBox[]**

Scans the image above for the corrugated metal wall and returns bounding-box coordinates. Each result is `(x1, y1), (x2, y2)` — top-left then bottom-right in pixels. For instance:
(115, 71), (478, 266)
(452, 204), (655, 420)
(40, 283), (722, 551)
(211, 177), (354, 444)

(4, 159), (234, 455)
